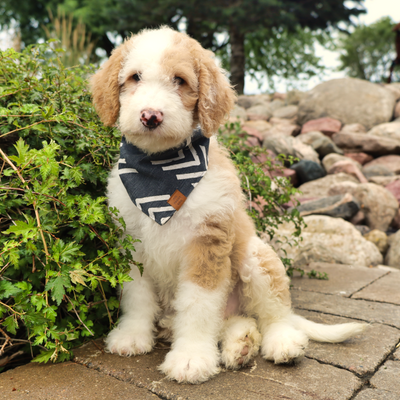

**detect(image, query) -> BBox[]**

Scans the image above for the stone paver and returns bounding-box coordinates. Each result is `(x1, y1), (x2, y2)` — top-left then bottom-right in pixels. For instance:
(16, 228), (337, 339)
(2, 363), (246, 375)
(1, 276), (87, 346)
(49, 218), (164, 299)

(370, 360), (400, 394)
(352, 271), (400, 305)
(291, 263), (388, 297)
(73, 340), (362, 400)
(291, 289), (400, 328)
(394, 346), (400, 360)
(0, 361), (158, 400)
(296, 309), (400, 375)
(1, 263), (400, 400)
(354, 389), (400, 400)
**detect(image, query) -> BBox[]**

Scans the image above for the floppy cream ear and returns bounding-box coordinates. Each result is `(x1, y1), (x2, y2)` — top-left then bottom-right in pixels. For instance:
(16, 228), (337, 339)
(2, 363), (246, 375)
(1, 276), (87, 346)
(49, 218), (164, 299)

(196, 48), (237, 137)
(90, 41), (129, 126)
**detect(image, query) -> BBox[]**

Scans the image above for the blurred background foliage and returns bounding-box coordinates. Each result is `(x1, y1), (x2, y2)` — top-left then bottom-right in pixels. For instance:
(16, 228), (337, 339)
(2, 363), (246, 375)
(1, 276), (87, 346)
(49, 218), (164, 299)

(0, 0), (372, 93)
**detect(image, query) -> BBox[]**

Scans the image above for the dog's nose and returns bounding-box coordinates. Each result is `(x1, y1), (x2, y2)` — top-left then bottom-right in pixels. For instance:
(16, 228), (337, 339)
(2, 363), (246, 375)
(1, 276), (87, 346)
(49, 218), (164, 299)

(140, 109), (163, 129)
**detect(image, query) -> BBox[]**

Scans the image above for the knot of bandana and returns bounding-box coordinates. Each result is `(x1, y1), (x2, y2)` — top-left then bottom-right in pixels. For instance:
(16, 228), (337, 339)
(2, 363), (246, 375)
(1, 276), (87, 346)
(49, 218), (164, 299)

(118, 128), (210, 225)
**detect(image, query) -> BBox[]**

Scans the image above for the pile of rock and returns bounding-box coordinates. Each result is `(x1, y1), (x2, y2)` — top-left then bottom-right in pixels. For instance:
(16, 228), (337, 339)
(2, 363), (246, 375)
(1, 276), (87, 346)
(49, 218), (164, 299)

(231, 77), (400, 269)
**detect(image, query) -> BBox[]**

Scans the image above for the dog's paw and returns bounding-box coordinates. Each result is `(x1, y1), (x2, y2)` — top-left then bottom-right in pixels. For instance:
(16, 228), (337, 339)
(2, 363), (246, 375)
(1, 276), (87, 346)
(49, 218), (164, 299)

(220, 316), (261, 369)
(105, 327), (154, 356)
(261, 324), (308, 364)
(158, 346), (220, 383)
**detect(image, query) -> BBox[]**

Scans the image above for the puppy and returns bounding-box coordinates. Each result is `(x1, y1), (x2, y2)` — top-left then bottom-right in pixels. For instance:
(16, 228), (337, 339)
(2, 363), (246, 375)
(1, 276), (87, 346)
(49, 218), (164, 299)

(90, 27), (366, 384)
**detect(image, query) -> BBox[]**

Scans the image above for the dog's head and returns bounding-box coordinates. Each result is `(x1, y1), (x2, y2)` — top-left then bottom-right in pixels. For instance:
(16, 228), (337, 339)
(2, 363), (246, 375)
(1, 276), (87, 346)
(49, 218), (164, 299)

(90, 27), (236, 153)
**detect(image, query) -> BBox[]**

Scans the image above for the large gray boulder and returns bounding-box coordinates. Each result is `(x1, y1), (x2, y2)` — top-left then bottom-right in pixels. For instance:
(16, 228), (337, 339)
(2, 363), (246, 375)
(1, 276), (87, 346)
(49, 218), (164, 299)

(298, 78), (396, 130)
(268, 215), (383, 267)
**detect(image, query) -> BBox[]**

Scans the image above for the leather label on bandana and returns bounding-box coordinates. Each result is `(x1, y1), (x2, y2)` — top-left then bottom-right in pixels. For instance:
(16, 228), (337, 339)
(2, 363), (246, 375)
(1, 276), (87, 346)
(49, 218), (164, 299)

(167, 190), (187, 210)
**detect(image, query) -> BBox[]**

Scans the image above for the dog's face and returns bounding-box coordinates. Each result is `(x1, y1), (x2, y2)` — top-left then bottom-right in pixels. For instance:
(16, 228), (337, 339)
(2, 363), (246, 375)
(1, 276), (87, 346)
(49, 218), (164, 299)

(91, 27), (236, 154)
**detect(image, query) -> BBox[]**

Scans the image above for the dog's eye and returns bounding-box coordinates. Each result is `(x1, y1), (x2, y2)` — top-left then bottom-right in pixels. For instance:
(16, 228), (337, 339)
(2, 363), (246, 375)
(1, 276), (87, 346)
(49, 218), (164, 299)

(174, 76), (185, 86)
(132, 73), (141, 82)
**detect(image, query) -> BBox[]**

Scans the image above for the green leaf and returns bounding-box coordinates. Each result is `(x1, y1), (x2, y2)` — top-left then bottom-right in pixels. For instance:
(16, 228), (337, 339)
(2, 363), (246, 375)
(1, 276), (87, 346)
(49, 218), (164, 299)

(0, 281), (22, 299)
(3, 219), (38, 240)
(45, 275), (71, 306)
(2, 315), (18, 335)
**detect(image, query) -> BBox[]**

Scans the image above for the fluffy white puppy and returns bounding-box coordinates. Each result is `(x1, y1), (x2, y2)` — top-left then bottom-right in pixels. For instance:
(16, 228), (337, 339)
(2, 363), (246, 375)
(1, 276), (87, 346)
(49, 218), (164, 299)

(90, 27), (366, 384)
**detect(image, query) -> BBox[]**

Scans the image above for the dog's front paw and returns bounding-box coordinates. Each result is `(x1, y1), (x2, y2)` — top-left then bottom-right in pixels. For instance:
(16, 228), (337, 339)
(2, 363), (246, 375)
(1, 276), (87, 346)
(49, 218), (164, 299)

(159, 346), (220, 383)
(105, 327), (154, 356)
(220, 316), (261, 369)
(261, 324), (308, 364)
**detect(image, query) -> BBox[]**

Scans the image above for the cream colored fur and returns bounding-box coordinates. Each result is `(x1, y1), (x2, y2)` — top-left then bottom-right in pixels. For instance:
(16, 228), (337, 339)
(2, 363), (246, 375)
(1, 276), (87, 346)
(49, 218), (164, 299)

(91, 27), (367, 384)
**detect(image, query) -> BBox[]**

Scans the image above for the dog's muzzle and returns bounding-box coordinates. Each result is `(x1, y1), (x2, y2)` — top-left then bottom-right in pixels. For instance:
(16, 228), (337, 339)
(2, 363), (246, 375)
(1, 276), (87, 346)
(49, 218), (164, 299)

(140, 109), (164, 129)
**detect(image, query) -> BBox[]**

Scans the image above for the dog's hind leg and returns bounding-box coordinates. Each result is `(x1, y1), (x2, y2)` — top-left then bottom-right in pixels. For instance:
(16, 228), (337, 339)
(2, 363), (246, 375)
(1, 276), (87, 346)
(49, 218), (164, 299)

(105, 265), (160, 356)
(220, 315), (261, 369)
(240, 236), (309, 364)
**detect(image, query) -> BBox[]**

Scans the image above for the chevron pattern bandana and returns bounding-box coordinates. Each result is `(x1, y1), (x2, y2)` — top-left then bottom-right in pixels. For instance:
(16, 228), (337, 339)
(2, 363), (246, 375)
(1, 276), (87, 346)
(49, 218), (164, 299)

(118, 128), (209, 225)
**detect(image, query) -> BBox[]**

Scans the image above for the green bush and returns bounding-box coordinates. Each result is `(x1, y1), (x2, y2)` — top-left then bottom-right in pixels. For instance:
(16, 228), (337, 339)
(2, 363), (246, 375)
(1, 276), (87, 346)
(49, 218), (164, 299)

(0, 43), (136, 366)
(0, 43), (304, 367)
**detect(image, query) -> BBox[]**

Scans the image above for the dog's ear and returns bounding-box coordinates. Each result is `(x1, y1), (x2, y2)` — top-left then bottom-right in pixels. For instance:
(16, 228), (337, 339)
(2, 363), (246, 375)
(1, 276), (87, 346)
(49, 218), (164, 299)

(90, 42), (129, 126)
(196, 48), (237, 138)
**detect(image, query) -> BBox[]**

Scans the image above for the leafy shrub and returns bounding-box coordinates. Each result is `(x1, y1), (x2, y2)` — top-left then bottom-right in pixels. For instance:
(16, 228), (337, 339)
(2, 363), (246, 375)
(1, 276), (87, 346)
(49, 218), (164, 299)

(0, 43), (304, 367)
(0, 44), (136, 366)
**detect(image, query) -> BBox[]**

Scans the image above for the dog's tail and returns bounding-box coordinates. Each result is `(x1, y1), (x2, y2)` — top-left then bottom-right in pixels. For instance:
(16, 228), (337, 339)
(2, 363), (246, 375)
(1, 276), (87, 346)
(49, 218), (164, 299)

(290, 314), (367, 343)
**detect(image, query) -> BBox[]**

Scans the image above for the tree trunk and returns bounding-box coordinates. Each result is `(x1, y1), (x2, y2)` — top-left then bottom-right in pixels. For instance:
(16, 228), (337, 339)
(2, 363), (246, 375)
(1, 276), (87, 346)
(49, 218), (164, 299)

(229, 26), (245, 94)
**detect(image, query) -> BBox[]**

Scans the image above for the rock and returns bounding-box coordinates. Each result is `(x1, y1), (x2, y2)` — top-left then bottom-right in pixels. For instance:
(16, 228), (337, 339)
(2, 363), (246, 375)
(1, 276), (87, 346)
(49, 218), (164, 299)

(272, 105), (298, 119)
(362, 165), (394, 180)
(367, 121), (400, 142)
(297, 78), (397, 130)
(243, 120), (272, 138)
(332, 132), (400, 156)
(351, 212), (366, 226)
(269, 215), (383, 267)
(369, 175), (400, 186)
(269, 99), (285, 112)
(241, 126), (264, 144)
(263, 135), (320, 164)
(230, 104), (247, 121)
(328, 181), (359, 196)
(246, 104), (272, 120)
(269, 168), (298, 186)
(296, 173), (359, 199)
(392, 210), (400, 229)
(286, 90), (306, 106)
(245, 136), (260, 147)
(327, 160), (368, 183)
(385, 230), (400, 268)
(290, 160), (326, 184)
(273, 92), (286, 101)
(363, 155), (400, 175)
(301, 117), (342, 137)
(341, 123), (367, 134)
(352, 183), (399, 231)
(385, 180), (400, 203)
(290, 193), (360, 219)
(364, 229), (389, 254)
(298, 131), (344, 158)
(291, 242), (347, 268)
(344, 152), (373, 165)
(384, 83), (400, 100)
(265, 123), (301, 137)
(237, 95), (254, 109)
(395, 101), (400, 119)
(322, 153), (362, 172)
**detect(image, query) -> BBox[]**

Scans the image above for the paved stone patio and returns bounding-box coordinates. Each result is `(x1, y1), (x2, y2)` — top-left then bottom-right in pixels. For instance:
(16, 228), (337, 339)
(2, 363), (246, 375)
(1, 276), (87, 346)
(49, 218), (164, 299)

(0, 262), (399, 399)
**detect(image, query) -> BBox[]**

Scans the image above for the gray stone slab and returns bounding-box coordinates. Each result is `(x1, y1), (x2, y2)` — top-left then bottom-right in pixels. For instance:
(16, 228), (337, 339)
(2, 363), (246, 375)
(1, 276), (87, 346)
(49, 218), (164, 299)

(74, 340), (362, 400)
(291, 263), (387, 297)
(291, 290), (400, 328)
(354, 389), (400, 400)
(0, 361), (158, 400)
(370, 360), (400, 394)
(394, 346), (400, 360)
(352, 271), (400, 305)
(296, 309), (400, 376)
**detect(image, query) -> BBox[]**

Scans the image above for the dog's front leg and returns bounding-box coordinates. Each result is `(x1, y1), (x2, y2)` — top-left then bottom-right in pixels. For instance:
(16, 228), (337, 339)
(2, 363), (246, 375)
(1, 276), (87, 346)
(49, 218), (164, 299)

(159, 219), (233, 383)
(105, 265), (160, 356)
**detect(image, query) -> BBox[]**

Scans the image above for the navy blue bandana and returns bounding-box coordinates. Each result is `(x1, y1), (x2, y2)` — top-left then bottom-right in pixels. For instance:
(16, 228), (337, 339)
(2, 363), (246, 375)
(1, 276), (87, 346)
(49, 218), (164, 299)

(118, 128), (209, 225)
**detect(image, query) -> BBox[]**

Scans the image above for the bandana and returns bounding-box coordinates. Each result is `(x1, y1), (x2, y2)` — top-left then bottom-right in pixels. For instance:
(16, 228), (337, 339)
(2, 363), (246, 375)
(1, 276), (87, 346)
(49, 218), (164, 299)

(118, 128), (209, 225)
